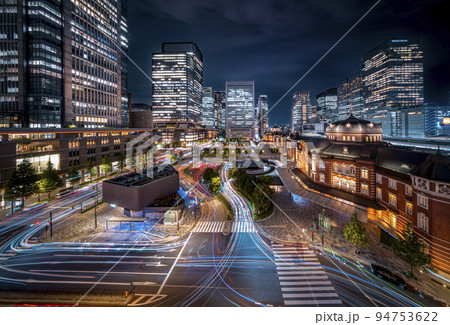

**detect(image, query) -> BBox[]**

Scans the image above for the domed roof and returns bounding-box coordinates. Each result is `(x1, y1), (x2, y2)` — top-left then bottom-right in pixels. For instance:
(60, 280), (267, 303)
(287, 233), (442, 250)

(412, 152), (450, 182)
(326, 114), (383, 134)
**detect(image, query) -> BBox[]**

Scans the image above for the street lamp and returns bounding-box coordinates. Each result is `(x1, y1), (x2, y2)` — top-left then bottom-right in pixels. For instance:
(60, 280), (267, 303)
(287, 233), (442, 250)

(49, 211), (53, 238)
(94, 184), (98, 229)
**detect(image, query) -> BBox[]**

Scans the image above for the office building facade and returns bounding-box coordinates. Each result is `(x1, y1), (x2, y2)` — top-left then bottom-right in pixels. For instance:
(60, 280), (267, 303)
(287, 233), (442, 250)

(225, 81), (255, 139)
(215, 91), (226, 131)
(362, 39), (424, 135)
(291, 91), (311, 133)
(0, 0), (128, 129)
(152, 42), (203, 128)
(316, 88), (337, 123)
(424, 105), (450, 138)
(201, 87), (216, 129)
(337, 71), (363, 121)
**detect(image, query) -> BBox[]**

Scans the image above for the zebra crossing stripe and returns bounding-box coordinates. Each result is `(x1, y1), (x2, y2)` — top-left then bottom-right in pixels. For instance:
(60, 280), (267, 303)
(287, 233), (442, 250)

(278, 270), (324, 275)
(284, 299), (342, 306)
(279, 275), (329, 281)
(283, 292), (339, 299)
(280, 281), (333, 286)
(281, 286), (335, 292)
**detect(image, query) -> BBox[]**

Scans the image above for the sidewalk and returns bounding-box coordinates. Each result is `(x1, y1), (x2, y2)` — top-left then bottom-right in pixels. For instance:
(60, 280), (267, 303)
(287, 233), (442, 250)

(255, 185), (450, 305)
(37, 201), (200, 244)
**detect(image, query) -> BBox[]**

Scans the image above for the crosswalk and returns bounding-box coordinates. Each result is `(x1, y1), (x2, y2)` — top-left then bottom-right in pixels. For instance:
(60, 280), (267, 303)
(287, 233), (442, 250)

(192, 221), (226, 233)
(192, 220), (256, 233)
(272, 243), (343, 307)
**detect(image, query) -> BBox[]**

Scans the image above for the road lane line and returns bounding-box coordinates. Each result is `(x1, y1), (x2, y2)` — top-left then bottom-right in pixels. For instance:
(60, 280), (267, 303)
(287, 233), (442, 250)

(155, 232), (192, 296)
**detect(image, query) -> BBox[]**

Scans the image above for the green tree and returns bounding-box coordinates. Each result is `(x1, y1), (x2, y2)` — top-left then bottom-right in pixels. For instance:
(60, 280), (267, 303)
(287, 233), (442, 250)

(86, 159), (95, 181)
(391, 224), (433, 277)
(101, 154), (112, 175)
(117, 152), (126, 172)
(67, 161), (81, 187)
(344, 212), (369, 252)
(203, 167), (215, 183)
(4, 159), (39, 210)
(210, 176), (221, 194)
(40, 161), (64, 199)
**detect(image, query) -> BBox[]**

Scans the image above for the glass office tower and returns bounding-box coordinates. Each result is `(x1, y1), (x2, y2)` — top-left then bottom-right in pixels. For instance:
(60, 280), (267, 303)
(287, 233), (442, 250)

(152, 42), (203, 128)
(202, 87), (216, 129)
(0, 0), (127, 128)
(225, 81), (255, 139)
(316, 88), (337, 123)
(215, 91), (226, 131)
(337, 71), (363, 121)
(291, 91), (311, 133)
(362, 38), (424, 135)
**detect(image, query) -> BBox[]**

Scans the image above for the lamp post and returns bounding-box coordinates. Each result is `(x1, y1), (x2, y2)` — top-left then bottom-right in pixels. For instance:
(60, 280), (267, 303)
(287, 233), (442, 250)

(94, 185), (98, 229)
(50, 211), (53, 238)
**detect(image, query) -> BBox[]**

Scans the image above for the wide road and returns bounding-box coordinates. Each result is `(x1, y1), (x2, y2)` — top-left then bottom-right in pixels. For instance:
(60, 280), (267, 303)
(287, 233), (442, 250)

(0, 159), (444, 306)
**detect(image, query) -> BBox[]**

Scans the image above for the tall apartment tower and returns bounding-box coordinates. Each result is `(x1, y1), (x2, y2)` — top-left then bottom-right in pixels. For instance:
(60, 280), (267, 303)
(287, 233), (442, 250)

(362, 38), (424, 135)
(337, 71), (363, 121)
(291, 91), (311, 133)
(0, 0), (128, 128)
(316, 88), (337, 123)
(225, 81), (255, 139)
(202, 87), (216, 129)
(152, 42), (203, 128)
(257, 95), (269, 138)
(214, 91), (226, 131)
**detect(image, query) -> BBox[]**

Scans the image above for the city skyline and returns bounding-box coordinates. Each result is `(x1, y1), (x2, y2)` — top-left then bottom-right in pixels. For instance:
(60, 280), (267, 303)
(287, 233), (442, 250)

(128, 0), (450, 126)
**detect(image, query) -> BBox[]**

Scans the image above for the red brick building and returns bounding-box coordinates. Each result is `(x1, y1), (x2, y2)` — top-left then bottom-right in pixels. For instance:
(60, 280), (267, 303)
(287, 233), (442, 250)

(292, 115), (450, 274)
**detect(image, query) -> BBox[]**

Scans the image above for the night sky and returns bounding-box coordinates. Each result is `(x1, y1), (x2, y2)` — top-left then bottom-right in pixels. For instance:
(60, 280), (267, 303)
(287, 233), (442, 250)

(128, 0), (450, 126)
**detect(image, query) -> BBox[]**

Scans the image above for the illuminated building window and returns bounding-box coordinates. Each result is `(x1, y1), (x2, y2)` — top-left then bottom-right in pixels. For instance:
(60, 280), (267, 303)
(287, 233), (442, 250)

(376, 187), (382, 199)
(361, 168), (369, 179)
(417, 194), (428, 209)
(417, 212), (428, 233)
(361, 183), (369, 195)
(406, 202), (413, 216)
(405, 185), (412, 196)
(389, 212), (397, 229)
(388, 179), (397, 190)
(389, 193), (397, 208)
(319, 173), (325, 183)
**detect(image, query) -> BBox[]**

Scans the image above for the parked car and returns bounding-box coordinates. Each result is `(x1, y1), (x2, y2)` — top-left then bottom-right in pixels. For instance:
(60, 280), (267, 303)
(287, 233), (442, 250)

(371, 264), (406, 289)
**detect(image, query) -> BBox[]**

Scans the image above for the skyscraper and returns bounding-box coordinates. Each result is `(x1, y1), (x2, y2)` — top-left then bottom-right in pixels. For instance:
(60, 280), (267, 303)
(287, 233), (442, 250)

(202, 87), (216, 129)
(152, 42), (203, 128)
(337, 71), (363, 120)
(0, 0), (128, 129)
(120, 0), (130, 128)
(214, 91), (226, 131)
(226, 81), (255, 139)
(257, 95), (269, 138)
(362, 38), (424, 135)
(291, 91), (311, 133)
(316, 88), (337, 123)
